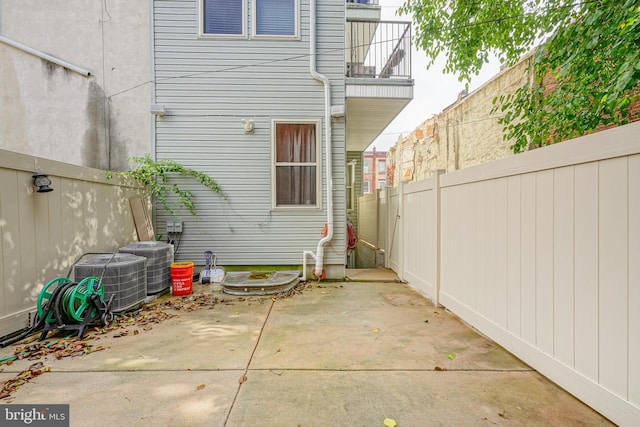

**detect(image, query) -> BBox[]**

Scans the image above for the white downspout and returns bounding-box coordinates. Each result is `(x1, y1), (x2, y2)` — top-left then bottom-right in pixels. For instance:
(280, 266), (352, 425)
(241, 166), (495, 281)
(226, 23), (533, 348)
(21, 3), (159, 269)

(305, 0), (333, 280)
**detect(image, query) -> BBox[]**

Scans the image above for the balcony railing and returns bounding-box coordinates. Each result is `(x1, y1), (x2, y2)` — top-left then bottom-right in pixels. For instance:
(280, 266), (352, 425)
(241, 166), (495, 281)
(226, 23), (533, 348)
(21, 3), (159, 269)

(346, 0), (379, 5)
(346, 20), (411, 80)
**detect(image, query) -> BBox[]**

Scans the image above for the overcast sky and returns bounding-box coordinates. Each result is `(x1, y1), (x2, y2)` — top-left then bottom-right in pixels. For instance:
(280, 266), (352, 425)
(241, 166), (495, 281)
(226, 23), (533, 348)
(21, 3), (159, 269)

(368, 1), (501, 152)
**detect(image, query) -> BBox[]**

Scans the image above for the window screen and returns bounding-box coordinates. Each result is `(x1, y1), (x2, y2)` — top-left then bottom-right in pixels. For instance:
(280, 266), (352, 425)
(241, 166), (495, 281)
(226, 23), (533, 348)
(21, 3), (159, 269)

(256, 0), (296, 36)
(203, 0), (243, 35)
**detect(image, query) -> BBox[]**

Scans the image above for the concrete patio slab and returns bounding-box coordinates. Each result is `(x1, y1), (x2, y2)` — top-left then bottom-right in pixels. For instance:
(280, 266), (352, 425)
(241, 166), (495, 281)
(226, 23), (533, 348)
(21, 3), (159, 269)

(0, 291), (270, 373)
(226, 370), (610, 426)
(0, 278), (614, 426)
(253, 282), (526, 371)
(3, 370), (242, 426)
(346, 268), (399, 282)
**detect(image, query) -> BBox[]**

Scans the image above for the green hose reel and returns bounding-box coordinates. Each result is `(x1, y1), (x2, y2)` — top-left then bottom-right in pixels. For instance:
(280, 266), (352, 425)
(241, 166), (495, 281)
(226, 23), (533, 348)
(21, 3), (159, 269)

(36, 276), (106, 324)
(1, 259), (114, 348)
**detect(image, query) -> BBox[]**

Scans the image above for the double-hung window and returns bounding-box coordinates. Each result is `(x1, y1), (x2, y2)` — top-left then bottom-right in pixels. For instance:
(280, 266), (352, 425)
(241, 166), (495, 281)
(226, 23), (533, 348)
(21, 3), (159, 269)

(201, 0), (246, 37)
(254, 0), (298, 38)
(201, 0), (298, 38)
(273, 121), (320, 209)
(377, 159), (386, 175)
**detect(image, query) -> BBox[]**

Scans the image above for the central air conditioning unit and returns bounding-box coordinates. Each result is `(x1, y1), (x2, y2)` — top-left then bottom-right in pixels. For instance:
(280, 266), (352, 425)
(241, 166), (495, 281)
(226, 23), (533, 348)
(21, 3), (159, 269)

(74, 253), (147, 313)
(119, 241), (174, 295)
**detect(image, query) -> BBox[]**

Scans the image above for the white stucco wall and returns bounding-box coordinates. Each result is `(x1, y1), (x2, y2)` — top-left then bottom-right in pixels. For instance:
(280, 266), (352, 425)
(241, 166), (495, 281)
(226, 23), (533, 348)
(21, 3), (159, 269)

(0, 0), (151, 171)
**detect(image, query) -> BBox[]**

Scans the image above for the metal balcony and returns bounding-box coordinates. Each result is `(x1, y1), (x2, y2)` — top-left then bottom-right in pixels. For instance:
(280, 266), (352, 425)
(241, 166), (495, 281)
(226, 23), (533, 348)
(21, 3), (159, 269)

(346, 20), (411, 80)
(344, 20), (414, 152)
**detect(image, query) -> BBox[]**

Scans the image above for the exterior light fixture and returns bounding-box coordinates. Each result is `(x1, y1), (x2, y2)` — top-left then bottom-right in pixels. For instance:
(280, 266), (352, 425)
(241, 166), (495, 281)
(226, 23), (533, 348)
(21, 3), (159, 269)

(32, 173), (53, 193)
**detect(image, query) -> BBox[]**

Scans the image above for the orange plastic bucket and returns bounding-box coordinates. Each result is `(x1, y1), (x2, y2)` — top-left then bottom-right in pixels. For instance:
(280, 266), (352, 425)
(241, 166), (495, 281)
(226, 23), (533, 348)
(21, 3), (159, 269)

(170, 262), (194, 296)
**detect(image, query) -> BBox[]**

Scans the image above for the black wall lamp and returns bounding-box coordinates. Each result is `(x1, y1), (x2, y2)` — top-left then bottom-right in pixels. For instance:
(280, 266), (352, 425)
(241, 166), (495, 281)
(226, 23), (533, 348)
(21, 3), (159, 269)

(32, 173), (53, 193)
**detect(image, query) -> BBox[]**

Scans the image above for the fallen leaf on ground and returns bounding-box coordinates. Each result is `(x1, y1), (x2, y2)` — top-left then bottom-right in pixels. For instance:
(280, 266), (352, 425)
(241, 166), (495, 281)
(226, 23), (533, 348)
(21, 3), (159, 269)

(383, 418), (397, 427)
(1, 362), (49, 400)
(271, 282), (312, 300)
(238, 375), (247, 384)
(498, 411), (509, 419)
(197, 384), (205, 391)
(160, 294), (220, 311)
(373, 328), (379, 333)
(447, 353), (455, 360)
(434, 366), (447, 371)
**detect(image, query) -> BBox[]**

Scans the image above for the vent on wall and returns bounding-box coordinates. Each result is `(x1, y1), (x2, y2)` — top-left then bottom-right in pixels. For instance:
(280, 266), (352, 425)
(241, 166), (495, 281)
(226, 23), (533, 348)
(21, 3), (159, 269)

(74, 253), (147, 313)
(119, 242), (174, 294)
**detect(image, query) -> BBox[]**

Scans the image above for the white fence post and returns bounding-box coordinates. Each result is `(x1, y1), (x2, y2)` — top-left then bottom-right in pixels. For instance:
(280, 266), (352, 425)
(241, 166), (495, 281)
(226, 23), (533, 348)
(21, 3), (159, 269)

(398, 181), (405, 282)
(384, 187), (391, 268)
(434, 169), (445, 307)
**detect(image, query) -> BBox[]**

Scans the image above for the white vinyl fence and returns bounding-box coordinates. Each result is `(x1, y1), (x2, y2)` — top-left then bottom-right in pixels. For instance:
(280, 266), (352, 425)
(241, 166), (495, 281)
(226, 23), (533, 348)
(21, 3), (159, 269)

(356, 191), (387, 268)
(385, 122), (640, 426)
(0, 150), (144, 337)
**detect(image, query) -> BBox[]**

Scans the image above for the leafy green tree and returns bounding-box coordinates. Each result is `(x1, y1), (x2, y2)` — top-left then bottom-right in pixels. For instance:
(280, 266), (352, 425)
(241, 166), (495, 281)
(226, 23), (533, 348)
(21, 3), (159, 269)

(399, 0), (640, 152)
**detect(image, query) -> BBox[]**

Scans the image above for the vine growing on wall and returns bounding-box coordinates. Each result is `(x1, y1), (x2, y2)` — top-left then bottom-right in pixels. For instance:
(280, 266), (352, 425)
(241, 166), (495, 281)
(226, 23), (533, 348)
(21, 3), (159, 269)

(107, 154), (224, 218)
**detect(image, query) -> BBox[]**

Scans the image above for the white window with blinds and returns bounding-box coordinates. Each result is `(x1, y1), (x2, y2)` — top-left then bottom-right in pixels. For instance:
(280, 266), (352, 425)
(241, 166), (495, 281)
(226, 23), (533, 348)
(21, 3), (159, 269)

(272, 121), (321, 209)
(253, 0), (298, 38)
(200, 0), (298, 39)
(200, 0), (246, 37)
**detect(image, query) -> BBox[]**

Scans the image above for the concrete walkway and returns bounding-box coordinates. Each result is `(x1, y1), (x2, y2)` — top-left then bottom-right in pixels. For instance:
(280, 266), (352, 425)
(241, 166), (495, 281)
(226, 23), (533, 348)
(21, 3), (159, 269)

(0, 274), (612, 426)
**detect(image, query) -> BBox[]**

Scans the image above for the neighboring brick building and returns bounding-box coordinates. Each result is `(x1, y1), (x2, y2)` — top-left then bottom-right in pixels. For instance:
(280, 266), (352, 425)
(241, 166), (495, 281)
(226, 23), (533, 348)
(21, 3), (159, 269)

(388, 51), (640, 187)
(363, 147), (388, 193)
(388, 53), (534, 186)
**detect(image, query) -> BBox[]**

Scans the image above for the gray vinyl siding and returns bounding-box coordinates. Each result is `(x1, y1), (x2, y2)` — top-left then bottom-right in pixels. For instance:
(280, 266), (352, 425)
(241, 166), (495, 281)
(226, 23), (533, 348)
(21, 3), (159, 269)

(153, 0), (346, 268)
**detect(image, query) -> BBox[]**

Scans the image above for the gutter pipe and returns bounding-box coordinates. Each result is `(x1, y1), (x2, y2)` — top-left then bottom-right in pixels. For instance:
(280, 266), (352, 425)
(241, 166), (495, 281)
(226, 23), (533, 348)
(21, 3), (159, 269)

(0, 35), (91, 77)
(303, 0), (333, 281)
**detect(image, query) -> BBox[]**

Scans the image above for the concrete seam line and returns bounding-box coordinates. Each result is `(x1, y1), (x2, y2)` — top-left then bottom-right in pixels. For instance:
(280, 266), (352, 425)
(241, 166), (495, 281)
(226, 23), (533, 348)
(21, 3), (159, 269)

(247, 368), (536, 373)
(222, 298), (276, 427)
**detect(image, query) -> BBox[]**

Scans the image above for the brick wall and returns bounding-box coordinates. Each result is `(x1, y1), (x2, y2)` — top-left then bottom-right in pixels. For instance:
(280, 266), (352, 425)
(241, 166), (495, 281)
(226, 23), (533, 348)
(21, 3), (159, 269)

(363, 147), (388, 192)
(389, 54), (533, 184)
(389, 52), (640, 186)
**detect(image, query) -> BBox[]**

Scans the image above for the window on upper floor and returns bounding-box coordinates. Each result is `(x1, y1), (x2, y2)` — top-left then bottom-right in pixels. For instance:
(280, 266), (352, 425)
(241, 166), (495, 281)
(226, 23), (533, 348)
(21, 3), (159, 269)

(363, 160), (370, 174)
(254, 0), (298, 38)
(200, 0), (298, 39)
(273, 121), (321, 209)
(377, 159), (386, 175)
(201, 0), (246, 37)
(363, 181), (370, 194)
